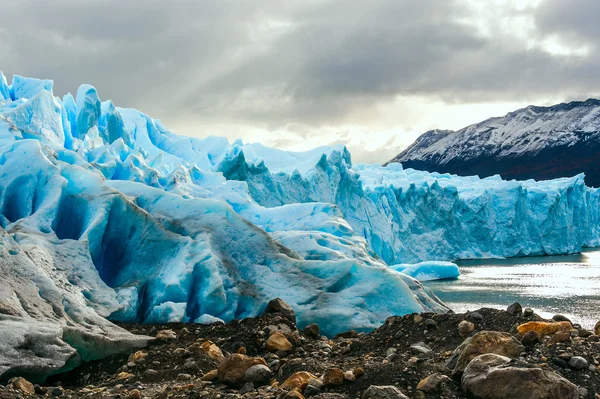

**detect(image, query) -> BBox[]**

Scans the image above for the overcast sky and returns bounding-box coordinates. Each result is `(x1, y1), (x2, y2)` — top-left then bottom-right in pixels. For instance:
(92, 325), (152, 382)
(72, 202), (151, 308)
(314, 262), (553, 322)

(1, 0), (599, 163)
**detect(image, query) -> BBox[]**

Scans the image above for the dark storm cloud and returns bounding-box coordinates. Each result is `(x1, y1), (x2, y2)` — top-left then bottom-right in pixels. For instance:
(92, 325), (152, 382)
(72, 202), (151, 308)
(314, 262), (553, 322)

(1, 0), (599, 130)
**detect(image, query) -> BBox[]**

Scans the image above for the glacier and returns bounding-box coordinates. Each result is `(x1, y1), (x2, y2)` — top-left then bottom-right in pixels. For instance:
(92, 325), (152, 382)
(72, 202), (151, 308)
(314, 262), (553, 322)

(0, 72), (599, 380)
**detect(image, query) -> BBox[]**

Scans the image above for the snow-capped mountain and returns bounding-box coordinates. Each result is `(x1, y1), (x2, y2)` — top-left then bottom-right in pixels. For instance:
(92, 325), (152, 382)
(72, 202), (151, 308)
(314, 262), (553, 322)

(389, 99), (600, 187)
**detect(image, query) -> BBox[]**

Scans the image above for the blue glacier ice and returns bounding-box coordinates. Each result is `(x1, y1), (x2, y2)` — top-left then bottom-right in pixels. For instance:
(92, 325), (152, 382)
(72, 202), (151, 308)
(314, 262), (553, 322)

(391, 261), (460, 281)
(0, 74), (599, 379)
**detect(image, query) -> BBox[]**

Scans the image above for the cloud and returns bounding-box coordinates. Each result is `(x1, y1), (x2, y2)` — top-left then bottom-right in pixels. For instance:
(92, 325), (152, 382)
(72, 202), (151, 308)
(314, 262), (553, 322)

(1, 0), (598, 160)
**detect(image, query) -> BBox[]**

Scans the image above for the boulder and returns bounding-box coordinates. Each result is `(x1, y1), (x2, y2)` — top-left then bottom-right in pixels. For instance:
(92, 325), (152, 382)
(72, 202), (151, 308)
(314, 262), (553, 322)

(462, 353), (578, 399)
(217, 353), (267, 387)
(263, 298), (296, 324)
(266, 332), (293, 352)
(362, 385), (409, 398)
(281, 371), (318, 391)
(322, 368), (345, 387)
(594, 320), (600, 336)
(448, 331), (524, 376)
(517, 321), (572, 338)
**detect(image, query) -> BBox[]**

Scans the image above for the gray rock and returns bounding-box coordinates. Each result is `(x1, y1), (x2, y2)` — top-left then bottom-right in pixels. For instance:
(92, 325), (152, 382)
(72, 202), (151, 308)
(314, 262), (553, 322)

(362, 385), (409, 399)
(244, 364), (273, 386)
(568, 356), (589, 370)
(410, 342), (433, 355)
(552, 314), (572, 323)
(524, 308), (534, 317)
(506, 302), (522, 315)
(448, 331), (524, 376)
(424, 318), (437, 329)
(239, 382), (254, 394)
(467, 312), (484, 323)
(462, 353), (578, 399)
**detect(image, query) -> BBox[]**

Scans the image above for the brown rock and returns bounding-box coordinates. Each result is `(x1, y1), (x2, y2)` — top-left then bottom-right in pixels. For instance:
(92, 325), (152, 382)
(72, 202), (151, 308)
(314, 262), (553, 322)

(458, 320), (475, 337)
(281, 371), (319, 391)
(8, 377), (34, 395)
(116, 372), (134, 381)
(282, 390), (306, 399)
(237, 346), (247, 354)
(263, 298), (296, 324)
(594, 320), (600, 336)
(128, 389), (142, 399)
(449, 331), (524, 376)
(417, 373), (451, 392)
(462, 353), (578, 399)
(521, 330), (540, 347)
(550, 331), (572, 345)
(201, 369), (218, 381)
(128, 350), (148, 363)
(353, 367), (364, 378)
(200, 340), (225, 361)
(303, 323), (320, 339)
(517, 321), (572, 338)
(334, 330), (358, 339)
(217, 354), (267, 386)
(322, 368), (345, 387)
(155, 329), (176, 339)
(266, 332), (293, 352)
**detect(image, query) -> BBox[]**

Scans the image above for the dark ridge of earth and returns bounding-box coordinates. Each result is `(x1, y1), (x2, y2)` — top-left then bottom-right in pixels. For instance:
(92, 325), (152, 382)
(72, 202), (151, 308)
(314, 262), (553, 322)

(394, 138), (600, 188)
(1, 305), (599, 398)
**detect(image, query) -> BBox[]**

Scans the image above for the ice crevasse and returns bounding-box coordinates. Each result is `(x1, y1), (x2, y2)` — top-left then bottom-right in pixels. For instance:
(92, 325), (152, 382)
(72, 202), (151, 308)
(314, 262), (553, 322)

(0, 73), (599, 379)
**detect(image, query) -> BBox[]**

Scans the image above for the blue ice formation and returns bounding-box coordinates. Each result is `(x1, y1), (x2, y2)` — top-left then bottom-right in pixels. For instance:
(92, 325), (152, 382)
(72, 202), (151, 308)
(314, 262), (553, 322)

(0, 73), (599, 377)
(391, 261), (460, 282)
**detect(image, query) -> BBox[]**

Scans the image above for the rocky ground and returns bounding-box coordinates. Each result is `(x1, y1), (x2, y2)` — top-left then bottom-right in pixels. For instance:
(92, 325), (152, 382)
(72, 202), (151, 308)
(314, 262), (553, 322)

(1, 299), (599, 399)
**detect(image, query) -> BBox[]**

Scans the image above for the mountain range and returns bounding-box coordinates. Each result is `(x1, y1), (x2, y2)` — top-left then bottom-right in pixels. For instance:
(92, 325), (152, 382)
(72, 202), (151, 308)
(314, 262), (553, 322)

(389, 99), (600, 187)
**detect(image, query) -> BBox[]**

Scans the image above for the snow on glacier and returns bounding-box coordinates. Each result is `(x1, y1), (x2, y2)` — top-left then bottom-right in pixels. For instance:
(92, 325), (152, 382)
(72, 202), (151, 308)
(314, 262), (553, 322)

(1, 73), (600, 378)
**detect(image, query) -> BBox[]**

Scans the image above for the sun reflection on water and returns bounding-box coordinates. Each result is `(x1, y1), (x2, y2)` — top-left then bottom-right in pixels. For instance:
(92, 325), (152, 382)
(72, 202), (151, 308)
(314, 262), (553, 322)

(425, 250), (600, 328)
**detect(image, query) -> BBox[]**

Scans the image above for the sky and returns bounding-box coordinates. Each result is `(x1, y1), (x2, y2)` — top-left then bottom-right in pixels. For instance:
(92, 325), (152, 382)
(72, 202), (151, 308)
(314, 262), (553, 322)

(1, 0), (599, 163)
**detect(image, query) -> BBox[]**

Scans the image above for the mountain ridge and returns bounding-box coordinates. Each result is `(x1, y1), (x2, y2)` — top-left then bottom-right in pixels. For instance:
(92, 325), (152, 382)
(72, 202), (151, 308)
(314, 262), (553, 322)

(389, 98), (600, 186)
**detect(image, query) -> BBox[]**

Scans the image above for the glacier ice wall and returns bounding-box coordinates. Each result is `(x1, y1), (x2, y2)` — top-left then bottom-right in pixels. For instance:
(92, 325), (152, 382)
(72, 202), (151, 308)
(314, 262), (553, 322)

(1, 72), (599, 378)
(231, 154), (600, 264)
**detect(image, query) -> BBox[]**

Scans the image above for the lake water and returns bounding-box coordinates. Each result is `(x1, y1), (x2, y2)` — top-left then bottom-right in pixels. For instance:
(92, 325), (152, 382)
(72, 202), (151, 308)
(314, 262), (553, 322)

(424, 250), (600, 329)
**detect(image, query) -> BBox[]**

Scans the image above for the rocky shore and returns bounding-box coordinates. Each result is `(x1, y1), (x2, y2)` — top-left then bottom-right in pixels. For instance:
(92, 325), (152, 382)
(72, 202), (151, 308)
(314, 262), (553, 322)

(1, 299), (599, 399)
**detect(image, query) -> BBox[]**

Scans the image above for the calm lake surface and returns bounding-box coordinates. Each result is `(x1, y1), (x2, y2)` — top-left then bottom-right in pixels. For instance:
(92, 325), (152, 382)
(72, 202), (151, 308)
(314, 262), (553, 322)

(424, 250), (600, 329)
